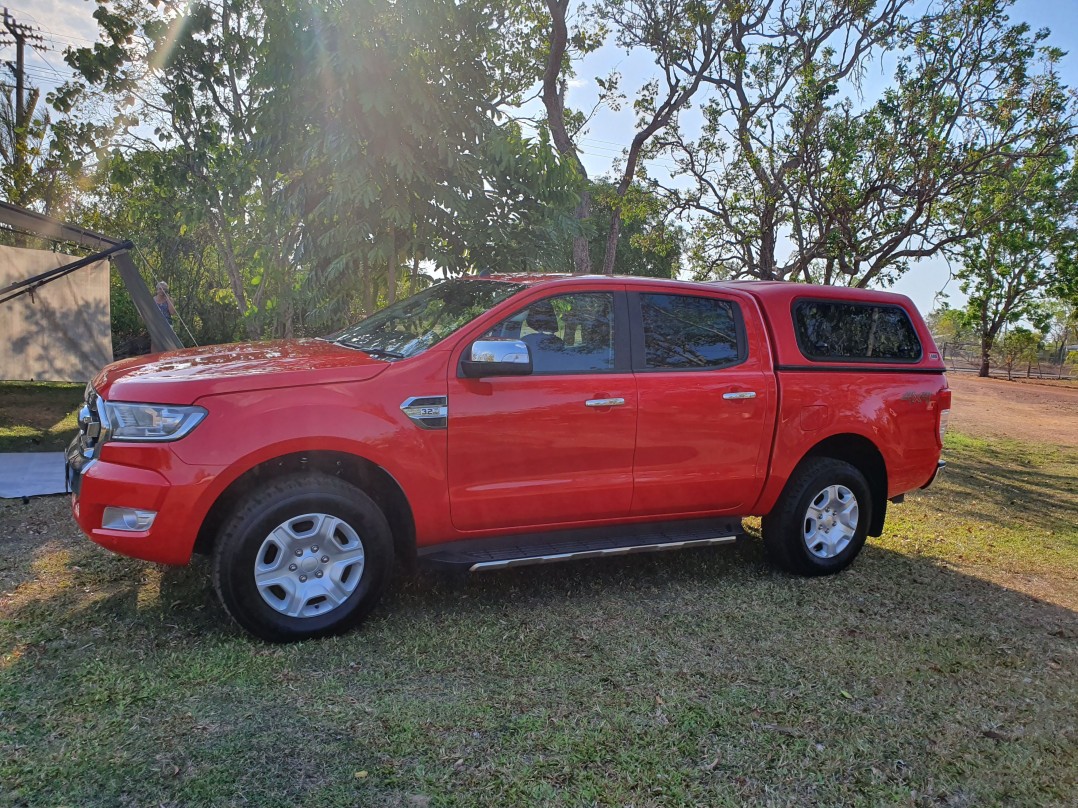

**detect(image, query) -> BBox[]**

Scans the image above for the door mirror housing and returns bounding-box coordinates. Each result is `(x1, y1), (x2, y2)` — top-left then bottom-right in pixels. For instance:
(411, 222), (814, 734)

(461, 339), (532, 378)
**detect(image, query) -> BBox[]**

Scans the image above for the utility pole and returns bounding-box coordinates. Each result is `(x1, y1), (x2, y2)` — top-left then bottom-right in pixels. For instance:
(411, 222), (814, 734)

(1, 7), (45, 202)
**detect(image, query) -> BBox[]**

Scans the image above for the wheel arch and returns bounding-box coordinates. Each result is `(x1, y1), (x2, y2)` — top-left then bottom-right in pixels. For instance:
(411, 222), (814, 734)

(194, 450), (417, 568)
(801, 433), (888, 537)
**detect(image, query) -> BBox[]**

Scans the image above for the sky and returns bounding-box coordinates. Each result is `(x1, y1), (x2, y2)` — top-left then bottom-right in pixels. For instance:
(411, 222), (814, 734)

(12, 0), (1078, 314)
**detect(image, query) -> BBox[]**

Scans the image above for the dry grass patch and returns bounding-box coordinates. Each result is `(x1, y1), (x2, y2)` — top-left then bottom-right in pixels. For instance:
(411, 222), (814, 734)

(0, 381), (83, 452)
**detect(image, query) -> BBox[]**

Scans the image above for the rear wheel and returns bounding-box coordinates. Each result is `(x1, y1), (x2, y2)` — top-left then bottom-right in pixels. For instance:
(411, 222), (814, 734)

(212, 473), (392, 642)
(762, 457), (872, 576)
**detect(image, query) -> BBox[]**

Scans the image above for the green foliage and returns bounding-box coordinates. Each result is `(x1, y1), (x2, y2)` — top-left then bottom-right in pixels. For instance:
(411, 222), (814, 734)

(0, 67), (84, 216)
(108, 265), (143, 353)
(53, 0), (580, 341)
(33, 0), (1078, 350)
(261, 0), (583, 329)
(926, 304), (973, 349)
(580, 181), (684, 277)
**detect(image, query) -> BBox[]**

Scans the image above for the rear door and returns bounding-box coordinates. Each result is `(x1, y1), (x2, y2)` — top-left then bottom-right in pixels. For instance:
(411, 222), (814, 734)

(629, 289), (776, 516)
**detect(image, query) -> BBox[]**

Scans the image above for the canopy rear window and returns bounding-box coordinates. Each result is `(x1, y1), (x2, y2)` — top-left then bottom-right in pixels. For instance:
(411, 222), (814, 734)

(793, 299), (922, 363)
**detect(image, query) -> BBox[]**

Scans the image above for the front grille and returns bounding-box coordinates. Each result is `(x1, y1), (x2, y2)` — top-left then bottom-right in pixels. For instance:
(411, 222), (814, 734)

(67, 384), (105, 496)
(75, 385), (105, 459)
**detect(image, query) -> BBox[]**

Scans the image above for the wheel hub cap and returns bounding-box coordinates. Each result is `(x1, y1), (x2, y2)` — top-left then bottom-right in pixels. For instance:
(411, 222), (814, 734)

(803, 484), (858, 559)
(254, 513), (365, 618)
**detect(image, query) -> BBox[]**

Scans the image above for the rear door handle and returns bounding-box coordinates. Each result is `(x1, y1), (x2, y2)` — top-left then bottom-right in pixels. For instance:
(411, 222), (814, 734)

(585, 398), (626, 408)
(722, 391), (757, 400)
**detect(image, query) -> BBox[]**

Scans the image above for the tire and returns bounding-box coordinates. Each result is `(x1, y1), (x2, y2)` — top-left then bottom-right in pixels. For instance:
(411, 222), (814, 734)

(212, 473), (393, 642)
(761, 457), (872, 577)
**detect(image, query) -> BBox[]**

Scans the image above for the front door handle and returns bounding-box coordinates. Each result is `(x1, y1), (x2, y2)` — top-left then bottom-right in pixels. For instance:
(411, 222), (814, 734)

(722, 391), (757, 400)
(585, 398), (626, 408)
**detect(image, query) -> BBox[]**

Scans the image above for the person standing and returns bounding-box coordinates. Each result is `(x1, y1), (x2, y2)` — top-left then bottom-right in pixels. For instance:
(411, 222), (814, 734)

(154, 281), (177, 325)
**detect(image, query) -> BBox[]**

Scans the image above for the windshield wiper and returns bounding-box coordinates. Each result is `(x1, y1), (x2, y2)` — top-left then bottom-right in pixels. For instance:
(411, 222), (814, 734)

(334, 338), (405, 359)
(361, 347), (405, 359)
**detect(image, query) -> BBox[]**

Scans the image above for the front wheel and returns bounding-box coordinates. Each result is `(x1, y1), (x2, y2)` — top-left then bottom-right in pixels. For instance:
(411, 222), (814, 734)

(212, 473), (393, 642)
(762, 457), (872, 576)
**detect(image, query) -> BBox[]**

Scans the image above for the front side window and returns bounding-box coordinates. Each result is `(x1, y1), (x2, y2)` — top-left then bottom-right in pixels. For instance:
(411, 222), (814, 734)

(330, 279), (524, 359)
(640, 293), (742, 370)
(794, 300), (922, 362)
(485, 292), (616, 373)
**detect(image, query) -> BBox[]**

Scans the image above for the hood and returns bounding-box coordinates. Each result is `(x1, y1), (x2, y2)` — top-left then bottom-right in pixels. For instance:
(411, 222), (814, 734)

(95, 339), (390, 404)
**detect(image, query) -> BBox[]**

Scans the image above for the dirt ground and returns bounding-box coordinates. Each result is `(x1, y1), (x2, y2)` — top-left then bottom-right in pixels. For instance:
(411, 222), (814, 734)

(947, 373), (1078, 446)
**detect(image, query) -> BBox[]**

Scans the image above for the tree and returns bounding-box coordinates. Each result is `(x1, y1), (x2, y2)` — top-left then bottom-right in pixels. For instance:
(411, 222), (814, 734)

(57, 0), (292, 338)
(575, 180), (683, 277)
(57, 0), (581, 340)
(657, 0), (1075, 287)
(993, 326), (1042, 380)
(957, 149), (1078, 376)
(925, 304), (972, 360)
(541, 0), (722, 274)
(0, 72), (82, 218)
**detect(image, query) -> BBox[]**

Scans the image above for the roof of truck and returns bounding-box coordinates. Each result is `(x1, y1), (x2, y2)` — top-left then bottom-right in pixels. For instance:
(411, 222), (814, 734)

(479, 273), (919, 310)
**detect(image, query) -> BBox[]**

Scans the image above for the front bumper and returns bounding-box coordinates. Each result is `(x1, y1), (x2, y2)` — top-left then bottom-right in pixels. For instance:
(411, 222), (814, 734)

(66, 436), (217, 566)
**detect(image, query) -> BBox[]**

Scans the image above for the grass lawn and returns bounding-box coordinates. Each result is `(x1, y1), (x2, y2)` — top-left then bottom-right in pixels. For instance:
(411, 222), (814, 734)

(0, 381), (84, 453)
(0, 431), (1075, 807)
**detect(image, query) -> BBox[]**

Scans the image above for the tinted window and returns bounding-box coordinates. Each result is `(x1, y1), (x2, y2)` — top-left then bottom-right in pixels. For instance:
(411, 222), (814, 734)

(640, 294), (741, 369)
(485, 293), (616, 373)
(794, 300), (922, 362)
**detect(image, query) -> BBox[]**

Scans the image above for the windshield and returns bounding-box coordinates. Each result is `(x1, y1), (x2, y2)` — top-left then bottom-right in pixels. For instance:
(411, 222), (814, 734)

(328, 279), (525, 359)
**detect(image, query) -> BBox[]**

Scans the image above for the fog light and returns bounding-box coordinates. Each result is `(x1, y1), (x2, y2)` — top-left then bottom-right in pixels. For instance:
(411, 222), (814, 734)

(102, 506), (157, 532)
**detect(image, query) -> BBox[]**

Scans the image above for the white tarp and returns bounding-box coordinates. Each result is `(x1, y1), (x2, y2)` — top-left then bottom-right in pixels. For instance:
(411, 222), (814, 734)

(0, 244), (112, 382)
(0, 452), (66, 498)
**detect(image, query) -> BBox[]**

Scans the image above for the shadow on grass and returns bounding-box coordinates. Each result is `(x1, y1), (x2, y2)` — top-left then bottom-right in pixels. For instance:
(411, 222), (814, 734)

(922, 440), (1078, 536)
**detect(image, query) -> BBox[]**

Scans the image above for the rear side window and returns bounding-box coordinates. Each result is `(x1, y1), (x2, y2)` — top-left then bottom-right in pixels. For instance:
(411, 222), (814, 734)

(640, 293), (742, 369)
(794, 300), (922, 362)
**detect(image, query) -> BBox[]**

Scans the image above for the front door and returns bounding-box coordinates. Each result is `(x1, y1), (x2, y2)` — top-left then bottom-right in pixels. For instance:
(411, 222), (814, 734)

(447, 290), (637, 532)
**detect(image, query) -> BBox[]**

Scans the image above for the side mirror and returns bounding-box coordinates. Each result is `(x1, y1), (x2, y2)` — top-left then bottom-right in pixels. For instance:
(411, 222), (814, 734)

(461, 339), (532, 378)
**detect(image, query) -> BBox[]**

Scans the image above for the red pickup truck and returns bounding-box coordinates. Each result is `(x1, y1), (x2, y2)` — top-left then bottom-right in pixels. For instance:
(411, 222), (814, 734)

(67, 275), (949, 641)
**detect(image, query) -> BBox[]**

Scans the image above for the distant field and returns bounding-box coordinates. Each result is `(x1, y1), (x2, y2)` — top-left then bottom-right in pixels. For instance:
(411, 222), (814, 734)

(1, 377), (1075, 805)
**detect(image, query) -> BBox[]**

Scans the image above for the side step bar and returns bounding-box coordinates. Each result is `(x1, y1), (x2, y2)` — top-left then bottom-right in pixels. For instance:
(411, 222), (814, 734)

(419, 517), (744, 573)
(469, 535), (738, 572)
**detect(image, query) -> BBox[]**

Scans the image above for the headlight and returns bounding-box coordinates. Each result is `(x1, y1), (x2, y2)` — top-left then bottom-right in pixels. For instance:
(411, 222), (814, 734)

(102, 401), (207, 442)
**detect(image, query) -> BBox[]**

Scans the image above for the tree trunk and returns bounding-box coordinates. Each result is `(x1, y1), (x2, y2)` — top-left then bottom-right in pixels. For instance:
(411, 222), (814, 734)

(978, 343), (991, 377)
(568, 191), (592, 274)
(387, 230), (398, 305)
(207, 211), (258, 339)
(542, 1), (591, 275)
(282, 298), (294, 339)
(600, 206), (622, 276)
(363, 260), (375, 317)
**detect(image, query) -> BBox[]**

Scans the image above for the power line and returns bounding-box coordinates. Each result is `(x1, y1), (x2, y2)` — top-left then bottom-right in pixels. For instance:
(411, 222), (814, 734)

(3, 5), (97, 44)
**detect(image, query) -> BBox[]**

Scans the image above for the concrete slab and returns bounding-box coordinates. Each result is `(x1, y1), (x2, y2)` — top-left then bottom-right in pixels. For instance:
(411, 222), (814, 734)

(0, 452), (67, 498)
